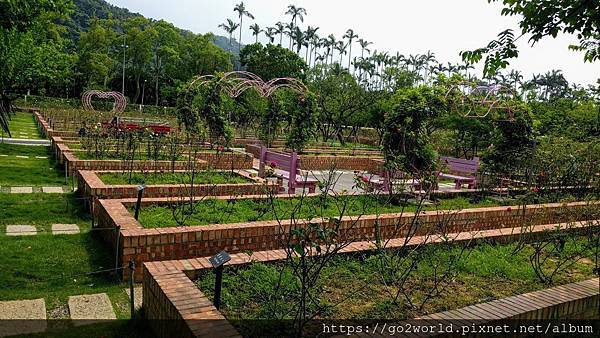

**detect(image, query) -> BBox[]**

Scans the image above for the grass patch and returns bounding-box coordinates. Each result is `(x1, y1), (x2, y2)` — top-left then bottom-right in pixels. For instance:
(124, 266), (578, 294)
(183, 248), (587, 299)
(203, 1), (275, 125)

(0, 144), (65, 186)
(3, 112), (42, 139)
(195, 241), (596, 333)
(0, 193), (90, 233)
(98, 171), (252, 185)
(136, 196), (503, 228)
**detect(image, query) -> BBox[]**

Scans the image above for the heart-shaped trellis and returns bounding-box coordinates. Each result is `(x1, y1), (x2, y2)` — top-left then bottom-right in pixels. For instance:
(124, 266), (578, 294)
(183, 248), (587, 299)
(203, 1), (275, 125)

(188, 71), (308, 98)
(82, 90), (127, 114)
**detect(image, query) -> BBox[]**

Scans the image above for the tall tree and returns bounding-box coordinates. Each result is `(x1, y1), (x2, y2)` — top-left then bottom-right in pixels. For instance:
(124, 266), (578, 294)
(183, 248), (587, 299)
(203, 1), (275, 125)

(218, 18), (239, 51)
(233, 2), (254, 54)
(249, 23), (262, 43)
(343, 29), (358, 70)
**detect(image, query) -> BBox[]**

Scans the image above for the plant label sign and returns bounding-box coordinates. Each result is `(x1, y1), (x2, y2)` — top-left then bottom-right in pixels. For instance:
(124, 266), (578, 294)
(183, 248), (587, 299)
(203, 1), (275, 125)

(209, 251), (231, 268)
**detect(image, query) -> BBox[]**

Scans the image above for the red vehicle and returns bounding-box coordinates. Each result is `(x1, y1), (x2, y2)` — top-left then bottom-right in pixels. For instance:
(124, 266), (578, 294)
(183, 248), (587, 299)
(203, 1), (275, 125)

(102, 117), (172, 135)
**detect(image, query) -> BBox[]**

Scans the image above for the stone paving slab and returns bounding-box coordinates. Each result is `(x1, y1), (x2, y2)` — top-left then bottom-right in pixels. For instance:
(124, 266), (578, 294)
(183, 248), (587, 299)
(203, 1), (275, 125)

(0, 154), (7, 157)
(42, 186), (64, 193)
(11, 186), (33, 194)
(52, 224), (80, 235)
(35, 156), (48, 159)
(125, 287), (143, 310)
(68, 293), (116, 326)
(15, 155), (29, 159)
(0, 298), (47, 336)
(6, 225), (37, 236)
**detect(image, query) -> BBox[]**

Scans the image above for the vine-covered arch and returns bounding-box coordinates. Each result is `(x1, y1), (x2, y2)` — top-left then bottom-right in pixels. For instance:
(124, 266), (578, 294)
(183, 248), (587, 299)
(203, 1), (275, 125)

(445, 82), (519, 121)
(186, 71), (309, 98)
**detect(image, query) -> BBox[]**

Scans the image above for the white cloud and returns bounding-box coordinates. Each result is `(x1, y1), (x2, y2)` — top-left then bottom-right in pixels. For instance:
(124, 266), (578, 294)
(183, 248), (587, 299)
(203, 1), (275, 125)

(107, 0), (599, 86)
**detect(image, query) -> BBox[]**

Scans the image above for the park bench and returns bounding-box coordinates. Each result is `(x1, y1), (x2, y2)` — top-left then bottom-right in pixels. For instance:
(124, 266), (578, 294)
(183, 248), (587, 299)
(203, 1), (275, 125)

(438, 156), (479, 189)
(257, 146), (317, 194)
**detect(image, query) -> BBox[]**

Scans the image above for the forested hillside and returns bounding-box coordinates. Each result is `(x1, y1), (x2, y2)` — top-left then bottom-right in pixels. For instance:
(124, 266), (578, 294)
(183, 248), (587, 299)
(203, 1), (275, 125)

(67, 0), (238, 53)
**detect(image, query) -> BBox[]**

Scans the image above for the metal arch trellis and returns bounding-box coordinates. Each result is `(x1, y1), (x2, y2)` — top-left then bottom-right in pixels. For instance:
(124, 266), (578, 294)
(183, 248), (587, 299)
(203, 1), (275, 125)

(82, 90), (127, 114)
(186, 71), (309, 99)
(445, 82), (519, 121)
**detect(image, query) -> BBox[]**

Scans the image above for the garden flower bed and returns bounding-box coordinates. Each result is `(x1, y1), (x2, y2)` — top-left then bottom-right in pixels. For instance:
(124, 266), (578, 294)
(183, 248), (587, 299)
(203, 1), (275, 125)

(142, 239), (599, 338)
(193, 242), (597, 334)
(76, 169), (279, 202)
(93, 195), (599, 281)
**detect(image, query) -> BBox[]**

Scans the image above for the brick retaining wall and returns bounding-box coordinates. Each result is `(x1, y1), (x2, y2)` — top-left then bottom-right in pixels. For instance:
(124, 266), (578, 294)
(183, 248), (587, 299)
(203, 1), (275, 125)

(94, 198), (599, 281)
(245, 144), (384, 172)
(142, 231), (599, 338)
(77, 169), (280, 203)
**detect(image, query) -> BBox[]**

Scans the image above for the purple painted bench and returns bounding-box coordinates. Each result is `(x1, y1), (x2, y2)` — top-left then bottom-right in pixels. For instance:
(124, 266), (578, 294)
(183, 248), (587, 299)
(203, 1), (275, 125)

(257, 146), (317, 194)
(438, 156), (479, 189)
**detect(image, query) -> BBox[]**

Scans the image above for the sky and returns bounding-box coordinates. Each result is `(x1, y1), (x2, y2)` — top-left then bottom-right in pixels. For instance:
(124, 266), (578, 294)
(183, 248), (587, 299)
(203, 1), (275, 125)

(105, 0), (599, 86)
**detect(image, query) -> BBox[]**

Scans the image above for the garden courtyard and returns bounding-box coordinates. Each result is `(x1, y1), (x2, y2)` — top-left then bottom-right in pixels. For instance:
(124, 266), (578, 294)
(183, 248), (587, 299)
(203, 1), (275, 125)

(1, 0), (599, 337)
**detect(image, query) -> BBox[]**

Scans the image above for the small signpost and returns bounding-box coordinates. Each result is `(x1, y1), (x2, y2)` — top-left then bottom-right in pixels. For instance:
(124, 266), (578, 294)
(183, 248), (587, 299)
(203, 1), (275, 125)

(133, 185), (145, 220)
(208, 251), (231, 309)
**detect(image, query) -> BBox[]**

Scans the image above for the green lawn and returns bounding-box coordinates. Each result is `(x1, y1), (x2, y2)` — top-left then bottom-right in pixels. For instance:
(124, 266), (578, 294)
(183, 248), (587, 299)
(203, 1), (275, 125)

(98, 171), (252, 185)
(0, 193), (90, 233)
(0, 143), (66, 186)
(196, 241), (596, 335)
(3, 112), (42, 139)
(136, 196), (504, 228)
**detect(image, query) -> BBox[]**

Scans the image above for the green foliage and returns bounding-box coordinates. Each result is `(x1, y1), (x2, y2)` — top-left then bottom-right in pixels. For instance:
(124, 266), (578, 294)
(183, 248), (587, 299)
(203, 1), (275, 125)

(383, 85), (448, 175)
(531, 98), (599, 141)
(462, 0), (600, 76)
(481, 101), (535, 177)
(308, 66), (371, 143)
(285, 92), (318, 152)
(240, 43), (307, 80)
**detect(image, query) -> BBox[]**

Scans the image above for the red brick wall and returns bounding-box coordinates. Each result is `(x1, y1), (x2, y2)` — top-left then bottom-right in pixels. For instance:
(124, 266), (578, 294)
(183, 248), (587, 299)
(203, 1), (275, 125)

(95, 199), (598, 281)
(245, 144), (384, 172)
(77, 170), (279, 201)
(143, 247), (598, 338)
(59, 149), (253, 175)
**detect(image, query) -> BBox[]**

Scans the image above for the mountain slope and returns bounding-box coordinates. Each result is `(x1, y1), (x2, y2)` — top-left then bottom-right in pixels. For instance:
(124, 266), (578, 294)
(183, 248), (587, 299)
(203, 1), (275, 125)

(68, 0), (239, 54)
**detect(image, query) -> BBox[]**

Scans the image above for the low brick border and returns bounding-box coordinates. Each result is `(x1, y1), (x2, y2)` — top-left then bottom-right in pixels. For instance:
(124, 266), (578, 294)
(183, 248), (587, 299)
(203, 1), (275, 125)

(94, 198), (599, 281)
(34, 111), (76, 138)
(77, 169), (280, 202)
(418, 278), (599, 323)
(53, 141), (254, 175)
(142, 224), (599, 338)
(245, 144), (383, 172)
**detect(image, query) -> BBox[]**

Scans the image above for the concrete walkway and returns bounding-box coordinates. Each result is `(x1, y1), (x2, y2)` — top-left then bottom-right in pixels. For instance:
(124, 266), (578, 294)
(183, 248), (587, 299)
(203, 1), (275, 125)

(0, 138), (50, 146)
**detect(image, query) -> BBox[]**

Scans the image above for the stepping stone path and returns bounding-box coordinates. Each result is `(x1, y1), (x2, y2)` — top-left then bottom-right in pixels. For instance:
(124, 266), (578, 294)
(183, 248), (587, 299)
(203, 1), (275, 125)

(125, 287), (143, 310)
(11, 186), (33, 193)
(68, 293), (116, 326)
(6, 225), (37, 236)
(0, 298), (47, 336)
(52, 224), (80, 235)
(42, 186), (64, 193)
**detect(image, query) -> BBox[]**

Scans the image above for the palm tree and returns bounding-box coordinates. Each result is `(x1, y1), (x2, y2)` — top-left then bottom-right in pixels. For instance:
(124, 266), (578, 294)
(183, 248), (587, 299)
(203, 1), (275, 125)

(219, 19), (239, 51)
(285, 5), (307, 28)
(292, 27), (305, 54)
(358, 38), (372, 58)
(326, 35), (336, 65)
(264, 27), (276, 44)
(275, 22), (285, 45)
(335, 41), (347, 66)
(304, 26), (319, 63)
(249, 23), (262, 43)
(234, 2), (254, 53)
(285, 22), (295, 50)
(343, 29), (359, 70)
